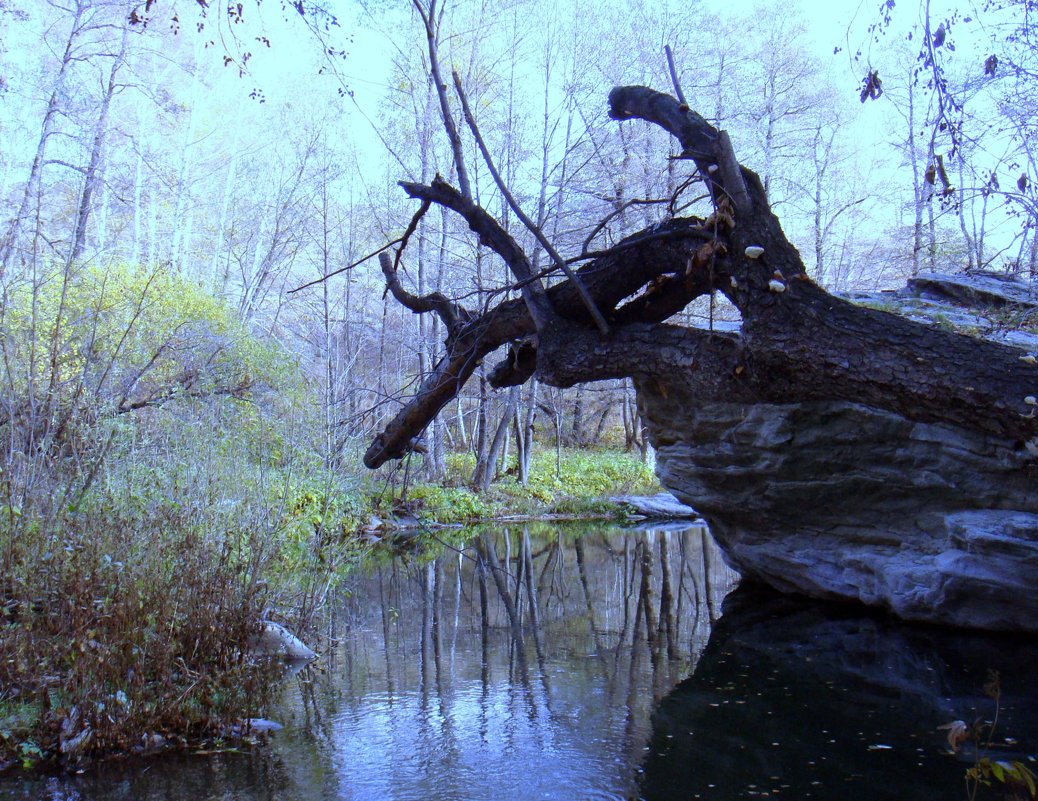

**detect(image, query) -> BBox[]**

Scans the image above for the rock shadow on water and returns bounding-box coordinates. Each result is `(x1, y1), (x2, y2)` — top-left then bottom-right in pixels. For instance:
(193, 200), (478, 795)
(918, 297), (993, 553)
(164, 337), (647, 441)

(637, 584), (1038, 801)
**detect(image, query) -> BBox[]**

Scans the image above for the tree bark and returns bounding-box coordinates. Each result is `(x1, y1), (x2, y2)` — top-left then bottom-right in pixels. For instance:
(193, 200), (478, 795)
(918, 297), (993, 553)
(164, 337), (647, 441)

(364, 85), (1038, 472)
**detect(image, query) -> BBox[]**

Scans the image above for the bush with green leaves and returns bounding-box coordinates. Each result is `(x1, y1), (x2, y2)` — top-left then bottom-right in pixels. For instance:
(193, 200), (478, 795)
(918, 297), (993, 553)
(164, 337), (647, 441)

(382, 447), (658, 523)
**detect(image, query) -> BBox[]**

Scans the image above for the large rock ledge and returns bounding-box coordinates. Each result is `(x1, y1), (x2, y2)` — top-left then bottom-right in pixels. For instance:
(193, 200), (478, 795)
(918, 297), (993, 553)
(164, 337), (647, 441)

(635, 272), (1038, 632)
(640, 397), (1038, 631)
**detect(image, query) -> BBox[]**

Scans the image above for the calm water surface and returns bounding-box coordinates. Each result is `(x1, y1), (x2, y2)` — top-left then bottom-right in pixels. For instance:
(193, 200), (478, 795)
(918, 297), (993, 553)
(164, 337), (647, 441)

(2, 522), (1035, 801)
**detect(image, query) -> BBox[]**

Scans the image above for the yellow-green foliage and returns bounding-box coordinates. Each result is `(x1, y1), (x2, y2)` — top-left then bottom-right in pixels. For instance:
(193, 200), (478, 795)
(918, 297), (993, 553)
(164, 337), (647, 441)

(274, 480), (371, 576)
(1, 262), (291, 419)
(391, 448), (658, 522)
(525, 448), (658, 497)
(443, 451), (477, 485)
(402, 485), (493, 523)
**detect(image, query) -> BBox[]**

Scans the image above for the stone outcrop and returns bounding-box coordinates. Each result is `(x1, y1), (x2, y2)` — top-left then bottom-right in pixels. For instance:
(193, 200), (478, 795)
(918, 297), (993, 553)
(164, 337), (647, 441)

(249, 620), (317, 661)
(639, 273), (1038, 632)
(610, 492), (702, 521)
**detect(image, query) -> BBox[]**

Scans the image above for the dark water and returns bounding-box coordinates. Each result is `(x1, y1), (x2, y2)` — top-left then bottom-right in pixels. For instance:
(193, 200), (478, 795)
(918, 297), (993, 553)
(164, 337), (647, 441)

(2, 523), (1036, 801)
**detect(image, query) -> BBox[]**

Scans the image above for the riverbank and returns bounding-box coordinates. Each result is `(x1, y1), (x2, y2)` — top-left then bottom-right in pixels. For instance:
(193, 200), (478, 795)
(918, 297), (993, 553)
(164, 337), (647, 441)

(0, 447), (657, 773)
(369, 447), (659, 525)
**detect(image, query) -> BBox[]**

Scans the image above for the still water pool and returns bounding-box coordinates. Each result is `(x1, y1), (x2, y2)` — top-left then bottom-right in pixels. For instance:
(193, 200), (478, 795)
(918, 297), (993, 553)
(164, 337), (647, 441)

(3, 523), (1035, 800)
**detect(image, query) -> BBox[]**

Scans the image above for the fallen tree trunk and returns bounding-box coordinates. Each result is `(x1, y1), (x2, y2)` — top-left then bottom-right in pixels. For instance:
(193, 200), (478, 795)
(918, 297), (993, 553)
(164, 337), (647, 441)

(366, 85), (1038, 632)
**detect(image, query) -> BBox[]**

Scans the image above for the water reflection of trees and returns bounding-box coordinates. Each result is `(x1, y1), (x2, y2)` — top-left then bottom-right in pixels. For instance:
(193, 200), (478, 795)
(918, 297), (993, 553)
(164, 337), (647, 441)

(365, 525), (738, 691)
(283, 524), (739, 797)
(46, 526), (737, 801)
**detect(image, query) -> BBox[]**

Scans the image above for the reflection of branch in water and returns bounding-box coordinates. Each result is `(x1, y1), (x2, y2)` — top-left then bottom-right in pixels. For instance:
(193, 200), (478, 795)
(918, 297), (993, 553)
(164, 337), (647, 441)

(536, 534), (564, 614)
(675, 532), (687, 640)
(623, 577), (647, 773)
(638, 538), (660, 667)
(476, 532), (530, 684)
(522, 527), (556, 713)
(513, 529), (526, 631)
(432, 559), (449, 714)
(550, 532), (568, 612)
(450, 552), (462, 661)
(476, 552), (490, 693)
(618, 535), (634, 649)
(522, 528), (547, 666)
(681, 530), (704, 646)
(701, 529), (718, 622)
(574, 537), (606, 656)
(420, 561), (435, 699)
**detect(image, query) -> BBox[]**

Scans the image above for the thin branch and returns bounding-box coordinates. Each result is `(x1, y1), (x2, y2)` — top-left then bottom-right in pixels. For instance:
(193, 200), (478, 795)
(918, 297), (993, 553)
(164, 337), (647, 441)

(452, 70), (611, 335)
(399, 177), (555, 328)
(378, 252), (473, 337)
(664, 45), (687, 106)
(414, 0), (472, 199)
(288, 239), (400, 294)
(581, 196), (672, 254)
(568, 223), (710, 265)
(394, 199), (431, 272)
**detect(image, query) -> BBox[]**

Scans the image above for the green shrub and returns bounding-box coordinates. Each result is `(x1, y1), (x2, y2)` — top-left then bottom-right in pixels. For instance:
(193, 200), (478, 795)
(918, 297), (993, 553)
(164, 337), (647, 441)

(526, 448), (658, 498)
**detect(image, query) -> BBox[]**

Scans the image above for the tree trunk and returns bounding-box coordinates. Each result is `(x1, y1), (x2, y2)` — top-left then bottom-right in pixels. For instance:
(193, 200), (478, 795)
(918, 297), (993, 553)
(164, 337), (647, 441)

(479, 393), (515, 493)
(0, 1), (85, 275)
(70, 22), (129, 264)
(365, 85), (1038, 632)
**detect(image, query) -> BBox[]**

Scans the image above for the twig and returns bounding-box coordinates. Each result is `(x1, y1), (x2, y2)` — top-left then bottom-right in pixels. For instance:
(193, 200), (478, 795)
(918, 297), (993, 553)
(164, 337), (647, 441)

(378, 252), (473, 336)
(400, 178), (555, 329)
(664, 45), (687, 106)
(581, 196), (671, 255)
(289, 240), (401, 294)
(414, 0), (472, 200)
(394, 199), (431, 272)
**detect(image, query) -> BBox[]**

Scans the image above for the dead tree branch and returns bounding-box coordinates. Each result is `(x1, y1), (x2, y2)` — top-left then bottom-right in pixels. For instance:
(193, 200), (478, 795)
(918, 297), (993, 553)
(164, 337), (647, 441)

(400, 177), (555, 329)
(363, 217), (715, 467)
(368, 83), (1038, 477)
(453, 71), (611, 335)
(378, 252), (474, 337)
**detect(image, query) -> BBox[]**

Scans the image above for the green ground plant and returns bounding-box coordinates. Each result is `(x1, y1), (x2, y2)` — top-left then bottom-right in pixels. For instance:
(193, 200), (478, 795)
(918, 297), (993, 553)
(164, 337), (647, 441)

(377, 447), (659, 524)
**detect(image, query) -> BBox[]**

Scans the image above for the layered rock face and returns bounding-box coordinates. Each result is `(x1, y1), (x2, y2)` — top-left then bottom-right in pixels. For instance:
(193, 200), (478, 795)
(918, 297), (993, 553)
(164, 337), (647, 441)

(636, 273), (1038, 632)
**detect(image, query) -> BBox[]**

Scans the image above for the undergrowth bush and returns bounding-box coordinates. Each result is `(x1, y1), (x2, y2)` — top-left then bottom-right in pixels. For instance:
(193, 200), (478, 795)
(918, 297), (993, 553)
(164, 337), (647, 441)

(398, 485), (493, 523)
(0, 501), (278, 770)
(0, 263), (373, 770)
